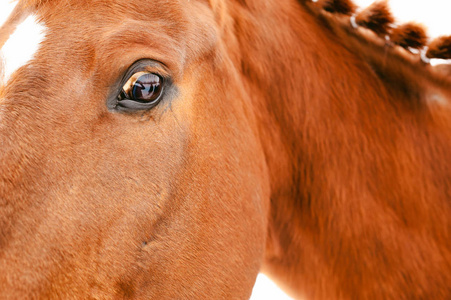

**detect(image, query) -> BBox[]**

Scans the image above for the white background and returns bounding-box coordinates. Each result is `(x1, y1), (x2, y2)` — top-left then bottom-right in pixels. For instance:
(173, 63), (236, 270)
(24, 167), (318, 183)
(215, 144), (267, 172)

(1, 1), (450, 299)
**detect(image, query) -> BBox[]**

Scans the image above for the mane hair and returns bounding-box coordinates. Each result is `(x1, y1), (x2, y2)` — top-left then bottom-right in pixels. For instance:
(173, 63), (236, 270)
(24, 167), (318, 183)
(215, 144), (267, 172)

(354, 1), (394, 35)
(390, 22), (427, 50)
(304, 0), (451, 88)
(427, 35), (451, 59)
(317, 0), (356, 15)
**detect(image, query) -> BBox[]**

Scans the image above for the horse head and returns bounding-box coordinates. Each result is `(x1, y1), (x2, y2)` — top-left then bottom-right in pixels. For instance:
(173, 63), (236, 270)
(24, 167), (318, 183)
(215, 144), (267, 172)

(1, 0), (451, 298)
(0, 0), (268, 298)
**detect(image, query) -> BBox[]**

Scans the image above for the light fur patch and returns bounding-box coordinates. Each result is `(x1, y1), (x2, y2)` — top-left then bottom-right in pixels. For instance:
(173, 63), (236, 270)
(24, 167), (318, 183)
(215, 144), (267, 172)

(428, 92), (449, 106)
(1, 14), (46, 85)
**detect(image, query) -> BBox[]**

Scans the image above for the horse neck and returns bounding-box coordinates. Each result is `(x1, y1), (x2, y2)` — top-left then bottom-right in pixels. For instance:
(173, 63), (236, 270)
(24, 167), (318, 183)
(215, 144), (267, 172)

(227, 1), (396, 210)
(223, 1), (451, 298)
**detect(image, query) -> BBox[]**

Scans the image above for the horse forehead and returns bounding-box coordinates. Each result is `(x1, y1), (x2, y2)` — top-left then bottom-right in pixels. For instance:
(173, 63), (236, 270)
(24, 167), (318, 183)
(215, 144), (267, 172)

(36, 0), (215, 62)
(2, 0), (217, 89)
(0, 11), (46, 86)
(37, 0), (200, 25)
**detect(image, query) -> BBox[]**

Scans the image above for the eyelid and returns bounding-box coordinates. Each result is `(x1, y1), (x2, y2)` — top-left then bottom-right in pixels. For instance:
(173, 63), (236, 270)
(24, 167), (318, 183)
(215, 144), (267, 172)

(122, 60), (171, 83)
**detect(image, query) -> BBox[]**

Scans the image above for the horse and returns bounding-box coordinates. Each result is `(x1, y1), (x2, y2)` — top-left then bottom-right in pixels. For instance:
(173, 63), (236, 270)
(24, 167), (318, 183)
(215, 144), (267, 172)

(0, 0), (450, 298)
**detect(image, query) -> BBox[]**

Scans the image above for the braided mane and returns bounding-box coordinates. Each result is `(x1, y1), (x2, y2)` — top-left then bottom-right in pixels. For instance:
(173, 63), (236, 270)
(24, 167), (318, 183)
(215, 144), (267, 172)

(305, 0), (451, 83)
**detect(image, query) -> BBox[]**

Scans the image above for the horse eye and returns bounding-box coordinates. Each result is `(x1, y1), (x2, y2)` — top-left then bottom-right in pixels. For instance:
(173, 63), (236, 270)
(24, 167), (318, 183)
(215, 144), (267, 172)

(119, 71), (163, 104)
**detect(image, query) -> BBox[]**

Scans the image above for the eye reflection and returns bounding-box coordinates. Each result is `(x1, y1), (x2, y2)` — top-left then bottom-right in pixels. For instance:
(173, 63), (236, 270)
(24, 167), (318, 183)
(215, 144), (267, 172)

(121, 71), (163, 103)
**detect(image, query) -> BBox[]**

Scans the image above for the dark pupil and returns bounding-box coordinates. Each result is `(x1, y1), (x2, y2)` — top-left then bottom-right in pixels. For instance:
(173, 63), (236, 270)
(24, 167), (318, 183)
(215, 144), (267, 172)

(131, 73), (162, 102)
